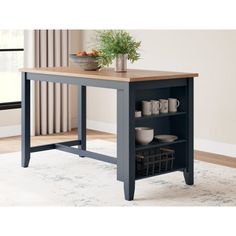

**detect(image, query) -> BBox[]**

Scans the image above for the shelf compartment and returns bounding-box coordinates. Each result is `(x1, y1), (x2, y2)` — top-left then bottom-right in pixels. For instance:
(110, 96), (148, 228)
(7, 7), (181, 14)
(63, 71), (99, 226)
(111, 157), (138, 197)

(135, 111), (186, 121)
(135, 139), (186, 151)
(136, 147), (175, 177)
(136, 166), (185, 180)
(135, 86), (187, 115)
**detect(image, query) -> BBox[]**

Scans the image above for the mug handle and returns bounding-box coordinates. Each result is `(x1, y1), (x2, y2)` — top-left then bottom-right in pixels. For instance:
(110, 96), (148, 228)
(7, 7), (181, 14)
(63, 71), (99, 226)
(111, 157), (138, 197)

(177, 100), (180, 107)
(159, 102), (162, 109)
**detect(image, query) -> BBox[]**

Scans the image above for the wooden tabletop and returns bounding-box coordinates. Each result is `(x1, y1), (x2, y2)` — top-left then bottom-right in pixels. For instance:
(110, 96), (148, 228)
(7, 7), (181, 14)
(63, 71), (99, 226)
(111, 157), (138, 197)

(20, 67), (198, 82)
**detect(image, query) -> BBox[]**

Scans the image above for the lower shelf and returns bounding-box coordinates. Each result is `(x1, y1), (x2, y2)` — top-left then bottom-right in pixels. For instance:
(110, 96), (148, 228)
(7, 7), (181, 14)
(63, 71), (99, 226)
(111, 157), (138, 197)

(135, 166), (185, 180)
(135, 139), (186, 151)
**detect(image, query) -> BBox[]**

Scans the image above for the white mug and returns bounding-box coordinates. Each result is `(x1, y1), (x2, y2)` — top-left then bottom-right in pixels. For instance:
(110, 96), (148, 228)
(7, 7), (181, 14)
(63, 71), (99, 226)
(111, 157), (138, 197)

(159, 99), (168, 114)
(150, 100), (162, 115)
(135, 110), (142, 118)
(168, 98), (180, 113)
(142, 101), (152, 116)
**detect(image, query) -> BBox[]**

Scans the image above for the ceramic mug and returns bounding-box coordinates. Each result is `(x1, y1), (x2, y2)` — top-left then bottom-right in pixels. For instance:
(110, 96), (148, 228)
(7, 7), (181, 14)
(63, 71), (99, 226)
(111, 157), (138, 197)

(135, 110), (142, 118)
(150, 100), (162, 115)
(142, 101), (152, 116)
(159, 99), (168, 114)
(168, 98), (180, 113)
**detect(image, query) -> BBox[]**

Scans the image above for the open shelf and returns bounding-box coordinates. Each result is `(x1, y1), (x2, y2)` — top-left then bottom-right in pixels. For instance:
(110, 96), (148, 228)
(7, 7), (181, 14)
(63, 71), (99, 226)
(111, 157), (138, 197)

(135, 166), (185, 180)
(135, 139), (186, 151)
(135, 111), (186, 121)
(134, 85), (189, 181)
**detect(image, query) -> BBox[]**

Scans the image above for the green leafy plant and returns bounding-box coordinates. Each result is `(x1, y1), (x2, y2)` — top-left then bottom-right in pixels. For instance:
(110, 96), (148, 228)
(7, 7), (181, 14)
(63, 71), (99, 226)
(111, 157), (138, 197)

(96, 30), (141, 67)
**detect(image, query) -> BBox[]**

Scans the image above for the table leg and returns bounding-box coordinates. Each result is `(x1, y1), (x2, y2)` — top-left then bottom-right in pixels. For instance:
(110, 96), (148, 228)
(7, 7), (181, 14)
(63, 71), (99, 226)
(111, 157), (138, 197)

(117, 86), (136, 200)
(117, 89), (124, 181)
(78, 85), (86, 156)
(21, 72), (31, 167)
(184, 78), (194, 185)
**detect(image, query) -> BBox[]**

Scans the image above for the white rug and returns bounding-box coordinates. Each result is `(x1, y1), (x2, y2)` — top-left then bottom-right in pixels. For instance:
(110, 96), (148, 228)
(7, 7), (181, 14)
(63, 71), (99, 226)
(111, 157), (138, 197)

(0, 139), (235, 206)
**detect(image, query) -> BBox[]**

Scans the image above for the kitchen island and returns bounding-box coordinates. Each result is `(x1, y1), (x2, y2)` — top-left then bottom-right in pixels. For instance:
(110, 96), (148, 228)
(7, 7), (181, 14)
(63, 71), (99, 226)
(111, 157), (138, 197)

(20, 67), (198, 201)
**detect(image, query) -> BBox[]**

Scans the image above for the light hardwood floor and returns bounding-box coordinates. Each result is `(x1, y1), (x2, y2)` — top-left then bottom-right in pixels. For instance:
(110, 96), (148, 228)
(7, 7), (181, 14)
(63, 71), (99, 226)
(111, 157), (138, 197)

(0, 129), (235, 168)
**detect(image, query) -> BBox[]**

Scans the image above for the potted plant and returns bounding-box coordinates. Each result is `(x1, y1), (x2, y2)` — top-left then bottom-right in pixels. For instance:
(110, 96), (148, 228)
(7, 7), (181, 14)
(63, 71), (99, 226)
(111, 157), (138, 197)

(96, 30), (141, 72)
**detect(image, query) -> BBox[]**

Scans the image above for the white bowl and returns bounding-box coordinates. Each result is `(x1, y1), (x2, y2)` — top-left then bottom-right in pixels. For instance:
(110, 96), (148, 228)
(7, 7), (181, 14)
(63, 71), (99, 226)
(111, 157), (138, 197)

(135, 127), (154, 145)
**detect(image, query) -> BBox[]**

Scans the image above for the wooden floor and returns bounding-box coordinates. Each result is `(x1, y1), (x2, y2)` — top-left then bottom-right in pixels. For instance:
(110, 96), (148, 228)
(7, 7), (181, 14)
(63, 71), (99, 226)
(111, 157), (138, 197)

(0, 129), (235, 168)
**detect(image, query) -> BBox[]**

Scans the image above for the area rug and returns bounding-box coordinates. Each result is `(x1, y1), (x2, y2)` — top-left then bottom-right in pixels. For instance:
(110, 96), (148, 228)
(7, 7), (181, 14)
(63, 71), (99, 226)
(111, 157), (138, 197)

(0, 139), (235, 206)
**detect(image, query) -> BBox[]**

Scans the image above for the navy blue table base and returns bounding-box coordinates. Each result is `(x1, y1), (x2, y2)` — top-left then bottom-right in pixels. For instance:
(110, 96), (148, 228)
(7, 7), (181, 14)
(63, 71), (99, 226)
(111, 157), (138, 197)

(21, 72), (194, 201)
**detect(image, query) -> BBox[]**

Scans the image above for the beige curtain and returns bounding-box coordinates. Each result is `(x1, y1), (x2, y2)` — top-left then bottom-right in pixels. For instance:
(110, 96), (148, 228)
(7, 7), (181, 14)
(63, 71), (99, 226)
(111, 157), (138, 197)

(28, 30), (71, 135)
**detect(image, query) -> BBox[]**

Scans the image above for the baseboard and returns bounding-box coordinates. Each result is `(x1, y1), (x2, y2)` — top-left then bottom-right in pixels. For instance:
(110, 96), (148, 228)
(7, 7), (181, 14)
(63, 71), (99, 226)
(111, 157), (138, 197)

(87, 120), (116, 134)
(195, 138), (236, 158)
(0, 125), (21, 138)
(72, 118), (116, 134)
(0, 120), (116, 138)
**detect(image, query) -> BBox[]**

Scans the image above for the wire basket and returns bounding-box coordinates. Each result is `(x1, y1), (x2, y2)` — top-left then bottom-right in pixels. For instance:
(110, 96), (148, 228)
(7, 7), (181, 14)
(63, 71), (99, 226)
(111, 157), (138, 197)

(136, 147), (175, 177)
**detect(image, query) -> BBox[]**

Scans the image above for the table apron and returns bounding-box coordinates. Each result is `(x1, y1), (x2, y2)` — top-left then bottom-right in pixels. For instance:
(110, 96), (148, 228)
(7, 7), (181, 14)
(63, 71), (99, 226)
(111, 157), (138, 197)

(26, 73), (129, 90)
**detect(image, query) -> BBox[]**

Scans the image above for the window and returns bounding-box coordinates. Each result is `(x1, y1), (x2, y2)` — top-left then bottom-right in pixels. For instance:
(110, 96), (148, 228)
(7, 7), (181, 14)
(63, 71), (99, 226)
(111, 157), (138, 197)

(0, 30), (24, 110)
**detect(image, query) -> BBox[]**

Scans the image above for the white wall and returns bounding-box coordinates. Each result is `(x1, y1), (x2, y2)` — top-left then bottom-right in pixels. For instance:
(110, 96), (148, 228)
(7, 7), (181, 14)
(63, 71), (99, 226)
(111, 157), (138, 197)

(81, 30), (236, 156)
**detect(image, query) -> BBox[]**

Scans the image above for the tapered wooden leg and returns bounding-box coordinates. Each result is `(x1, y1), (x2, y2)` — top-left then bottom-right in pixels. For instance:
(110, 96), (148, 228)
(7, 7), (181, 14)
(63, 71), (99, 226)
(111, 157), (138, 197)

(78, 85), (86, 157)
(21, 72), (31, 167)
(184, 170), (193, 185)
(117, 85), (136, 200)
